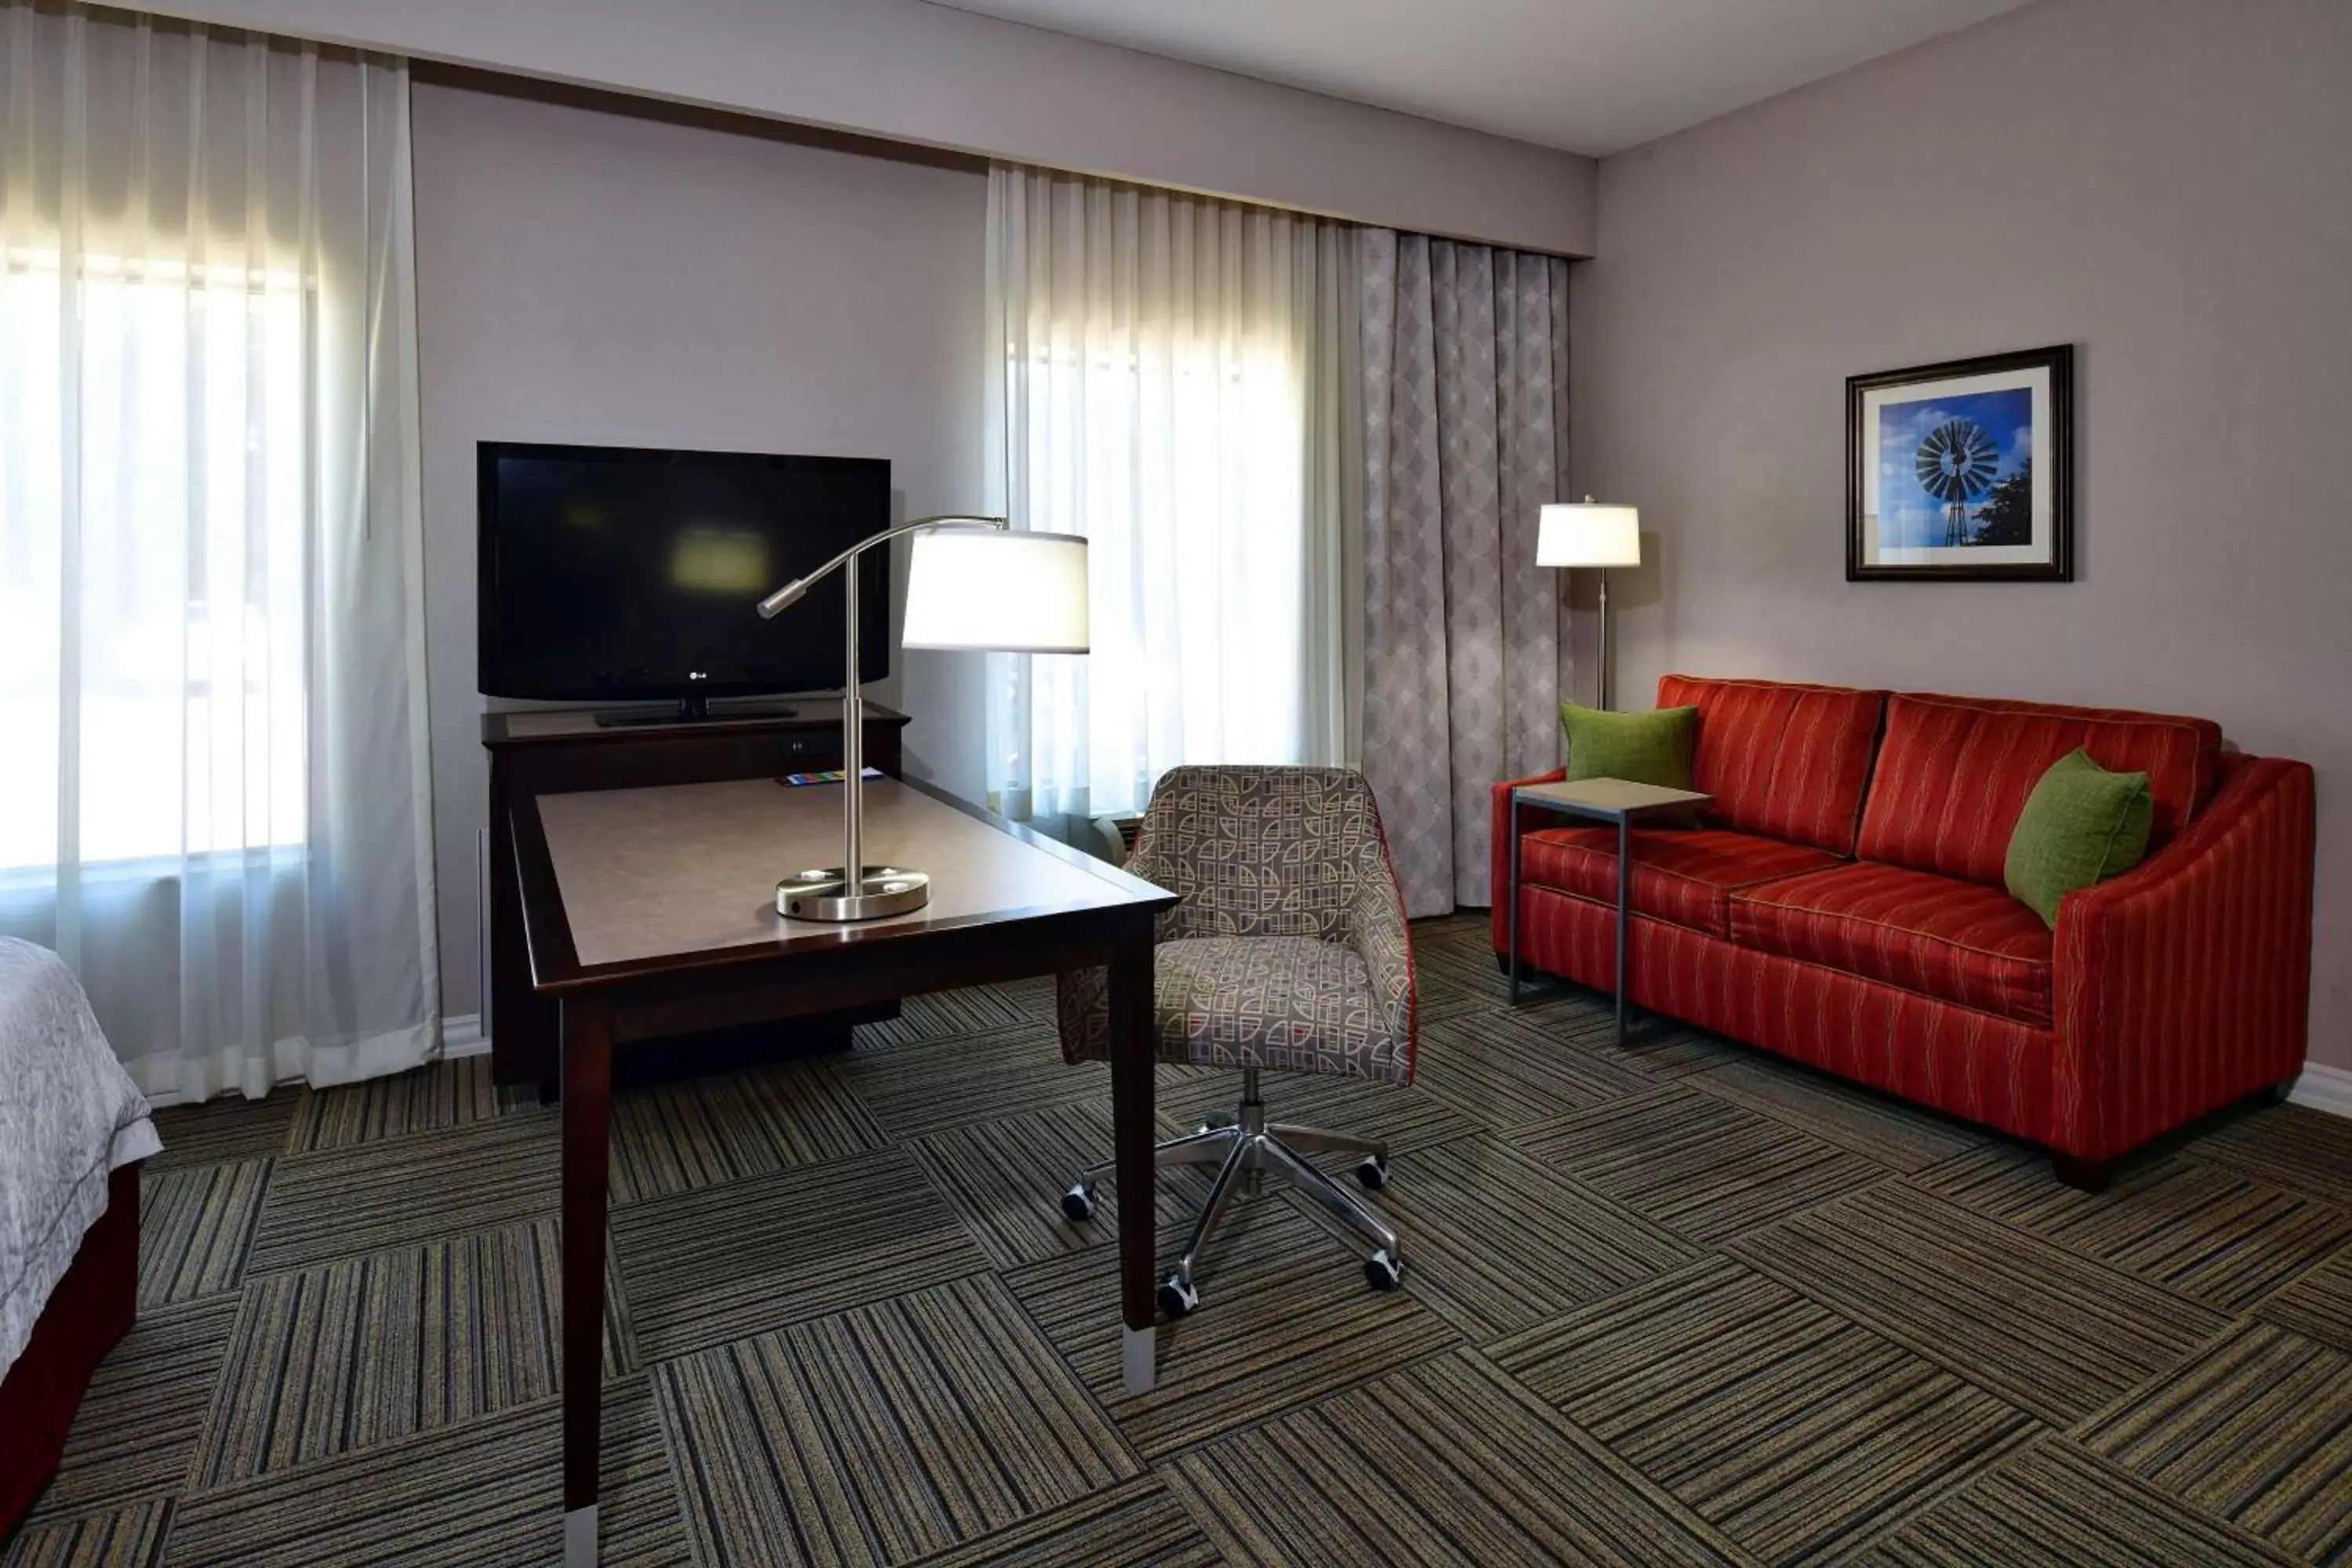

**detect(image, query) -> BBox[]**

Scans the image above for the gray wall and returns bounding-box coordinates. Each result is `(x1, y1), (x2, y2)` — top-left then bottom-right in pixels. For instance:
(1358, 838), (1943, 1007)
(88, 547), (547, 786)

(145, 0), (1593, 256)
(1573, 0), (2352, 1067)
(412, 77), (989, 1021)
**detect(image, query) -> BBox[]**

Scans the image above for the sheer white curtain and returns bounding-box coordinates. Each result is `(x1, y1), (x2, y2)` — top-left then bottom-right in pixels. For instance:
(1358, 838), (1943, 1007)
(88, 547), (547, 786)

(0, 2), (437, 1102)
(982, 165), (1359, 822)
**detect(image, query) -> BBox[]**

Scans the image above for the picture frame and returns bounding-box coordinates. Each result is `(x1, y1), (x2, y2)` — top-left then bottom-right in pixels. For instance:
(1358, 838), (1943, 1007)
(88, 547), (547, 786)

(1846, 343), (2073, 582)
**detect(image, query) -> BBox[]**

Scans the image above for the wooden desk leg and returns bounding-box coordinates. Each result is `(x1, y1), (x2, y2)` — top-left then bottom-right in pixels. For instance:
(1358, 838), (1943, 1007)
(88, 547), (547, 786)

(1108, 916), (1157, 1396)
(561, 996), (613, 1568)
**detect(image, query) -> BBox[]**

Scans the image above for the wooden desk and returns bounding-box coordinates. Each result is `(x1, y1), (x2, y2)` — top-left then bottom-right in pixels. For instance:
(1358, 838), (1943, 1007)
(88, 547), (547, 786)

(510, 774), (1174, 1568)
(482, 704), (913, 1092)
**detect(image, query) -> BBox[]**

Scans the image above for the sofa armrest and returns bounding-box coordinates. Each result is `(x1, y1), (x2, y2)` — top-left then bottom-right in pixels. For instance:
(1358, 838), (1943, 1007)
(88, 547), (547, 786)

(1488, 770), (1567, 953)
(2052, 753), (2314, 1161)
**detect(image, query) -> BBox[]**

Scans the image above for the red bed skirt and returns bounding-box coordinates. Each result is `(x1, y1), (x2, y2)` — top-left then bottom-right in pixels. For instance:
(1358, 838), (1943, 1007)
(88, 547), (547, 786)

(0, 1161), (140, 1541)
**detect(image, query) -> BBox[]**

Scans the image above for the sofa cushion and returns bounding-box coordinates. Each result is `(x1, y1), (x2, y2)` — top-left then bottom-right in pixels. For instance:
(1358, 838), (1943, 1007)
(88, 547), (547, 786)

(1656, 675), (1888, 857)
(1521, 826), (1845, 938)
(1730, 861), (2054, 1025)
(1856, 692), (2221, 887)
(1561, 702), (1697, 790)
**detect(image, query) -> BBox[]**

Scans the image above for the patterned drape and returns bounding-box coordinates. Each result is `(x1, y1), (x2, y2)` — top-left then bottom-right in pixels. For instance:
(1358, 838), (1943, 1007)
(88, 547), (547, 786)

(1360, 230), (1572, 916)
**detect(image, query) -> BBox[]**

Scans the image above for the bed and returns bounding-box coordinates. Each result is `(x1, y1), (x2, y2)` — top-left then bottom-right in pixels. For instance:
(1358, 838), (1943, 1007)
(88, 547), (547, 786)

(0, 938), (159, 1540)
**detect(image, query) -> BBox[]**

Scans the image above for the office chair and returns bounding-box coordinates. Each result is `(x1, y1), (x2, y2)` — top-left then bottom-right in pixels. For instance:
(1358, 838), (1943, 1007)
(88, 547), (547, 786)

(1056, 764), (1416, 1315)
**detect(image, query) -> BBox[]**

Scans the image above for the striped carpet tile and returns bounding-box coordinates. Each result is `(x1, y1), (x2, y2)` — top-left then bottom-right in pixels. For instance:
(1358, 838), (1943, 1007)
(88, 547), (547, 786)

(607, 1057), (887, 1206)
(1531, 1002), (1740, 1080)
(145, 1094), (296, 1171)
(907, 1476), (1220, 1568)
(245, 1115), (557, 1276)
(614, 1145), (991, 1362)
(906, 1099), (1210, 1271)
(1689, 1055), (1985, 1173)
(24, 1296), (235, 1515)
(2184, 1104), (2352, 1207)
(2256, 1248), (2352, 1353)
(853, 980), (1057, 1050)
(1156, 1069), (1477, 1156)
(0, 1497), (170, 1568)
(283, 1057), (537, 1153)
(654, 1273), (1139, 1568)
(1324, 1132), (1693, 1342)
(1005, 1200), (1458, 1461)
(2080, 1324), (2352, 1563)
(601, 1224), (641, 1377)
(1162, 1348), (1751, 1566)
(165, 1398), (560, 1568)
(601, 1375), (691, 1568)
(1730, 1183), (2230, 1427)
(1516, 1086), (1886, 1246)
(1912, 1144), (2352, 1312)
(841, 1023), (1109, 1141)
(137, 1158), (270, 1306)
(1409, 953), (1514, 1017)
(1488, 1256), (2040, 1563)
(192, 1218), (567, 1487)
(1415, 1010), (1658, 1130)
(1863, 1438), (2299, 1567)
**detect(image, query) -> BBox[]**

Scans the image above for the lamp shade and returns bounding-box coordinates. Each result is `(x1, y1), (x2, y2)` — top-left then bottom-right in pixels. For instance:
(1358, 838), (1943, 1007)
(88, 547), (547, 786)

(1537, 502), (1641, 568)
(901, 528), (1090, 652)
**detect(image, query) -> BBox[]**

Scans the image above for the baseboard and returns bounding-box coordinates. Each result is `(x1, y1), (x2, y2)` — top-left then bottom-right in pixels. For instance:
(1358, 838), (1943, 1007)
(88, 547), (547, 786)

(2288, 1061), (2352, 1119)
(444, 1014), (491, 1060)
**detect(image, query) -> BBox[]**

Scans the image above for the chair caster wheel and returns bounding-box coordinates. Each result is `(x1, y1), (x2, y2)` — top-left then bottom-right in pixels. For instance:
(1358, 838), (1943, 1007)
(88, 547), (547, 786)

(1364, 1248), (1403, 1292)
(1158, 1271), (1200, 1317)
(1356, 1156), (1389, 1190)
(1060, 1183), (1096, 1222)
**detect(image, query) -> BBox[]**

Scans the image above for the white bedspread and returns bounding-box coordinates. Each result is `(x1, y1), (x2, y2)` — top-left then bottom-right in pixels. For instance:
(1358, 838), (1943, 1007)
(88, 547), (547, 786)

(0, 938), (160, 1378)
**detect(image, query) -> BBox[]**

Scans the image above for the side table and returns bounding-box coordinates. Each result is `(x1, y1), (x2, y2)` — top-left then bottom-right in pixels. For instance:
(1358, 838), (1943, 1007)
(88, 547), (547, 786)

(1505, 777), (1715, 1046)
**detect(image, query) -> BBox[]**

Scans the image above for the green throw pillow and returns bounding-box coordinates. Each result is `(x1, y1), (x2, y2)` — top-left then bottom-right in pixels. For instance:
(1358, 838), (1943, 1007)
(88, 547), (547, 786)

(2004, 748), (2153, 927)
(1560, 702), (1697, 791)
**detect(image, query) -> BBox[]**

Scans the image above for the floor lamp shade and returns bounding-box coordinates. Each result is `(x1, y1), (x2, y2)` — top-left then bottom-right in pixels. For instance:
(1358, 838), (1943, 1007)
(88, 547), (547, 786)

(902, 528), (1091, 653)
(1537, 503), (1641, 568)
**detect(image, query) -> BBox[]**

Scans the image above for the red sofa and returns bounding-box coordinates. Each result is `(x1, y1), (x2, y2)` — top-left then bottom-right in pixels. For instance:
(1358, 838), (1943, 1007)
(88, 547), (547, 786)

(1492, 674), (2315, 1187)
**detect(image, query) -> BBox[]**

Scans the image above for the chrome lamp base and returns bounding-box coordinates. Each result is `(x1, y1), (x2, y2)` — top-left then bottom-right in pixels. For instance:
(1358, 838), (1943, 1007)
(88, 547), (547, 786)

(776, 865), (931, 922)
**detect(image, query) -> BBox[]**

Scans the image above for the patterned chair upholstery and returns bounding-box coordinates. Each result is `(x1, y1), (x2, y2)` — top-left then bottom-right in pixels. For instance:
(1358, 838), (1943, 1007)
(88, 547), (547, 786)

(1056, 765), (1419, 1314)
(1056, 765), (1416, 1082)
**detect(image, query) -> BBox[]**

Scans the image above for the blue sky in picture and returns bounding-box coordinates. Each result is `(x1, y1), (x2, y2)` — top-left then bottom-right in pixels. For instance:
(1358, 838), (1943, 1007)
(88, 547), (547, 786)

(1877, 387), (2032, 549)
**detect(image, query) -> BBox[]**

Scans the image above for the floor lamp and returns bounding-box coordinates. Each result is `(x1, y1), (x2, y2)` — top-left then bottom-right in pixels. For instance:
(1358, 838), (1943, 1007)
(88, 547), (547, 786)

(757, 517), (1090, 920)
(1537, 499), (1642, 710)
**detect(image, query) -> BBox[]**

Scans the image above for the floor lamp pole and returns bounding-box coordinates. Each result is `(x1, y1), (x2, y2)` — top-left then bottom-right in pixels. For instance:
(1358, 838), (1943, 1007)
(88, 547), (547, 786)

(1598, 568), (1613, 712)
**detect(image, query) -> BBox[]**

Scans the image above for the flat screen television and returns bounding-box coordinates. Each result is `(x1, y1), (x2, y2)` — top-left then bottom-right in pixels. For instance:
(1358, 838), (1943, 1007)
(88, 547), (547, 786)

(477, 442), (890, 713)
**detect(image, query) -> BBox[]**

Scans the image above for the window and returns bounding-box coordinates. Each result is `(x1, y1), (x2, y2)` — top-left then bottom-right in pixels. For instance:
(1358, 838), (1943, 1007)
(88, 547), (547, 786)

(0, 252), (309, 873)
(983, 166), (1353, 822)
(1003, 329), (1310, 815)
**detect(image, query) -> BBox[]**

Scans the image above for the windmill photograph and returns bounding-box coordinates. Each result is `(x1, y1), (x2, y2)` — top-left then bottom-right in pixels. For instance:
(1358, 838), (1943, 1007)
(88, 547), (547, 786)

(1846, 343), (2074, 581)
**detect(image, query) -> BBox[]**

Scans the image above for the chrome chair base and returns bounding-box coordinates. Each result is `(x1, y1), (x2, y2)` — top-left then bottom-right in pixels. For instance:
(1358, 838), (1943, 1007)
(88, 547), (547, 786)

(1062, 1068), (1403, 1314)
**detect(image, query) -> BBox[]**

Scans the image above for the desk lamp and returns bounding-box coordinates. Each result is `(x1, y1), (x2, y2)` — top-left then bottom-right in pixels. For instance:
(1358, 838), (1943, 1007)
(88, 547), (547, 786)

(757, 516), (1089, 920)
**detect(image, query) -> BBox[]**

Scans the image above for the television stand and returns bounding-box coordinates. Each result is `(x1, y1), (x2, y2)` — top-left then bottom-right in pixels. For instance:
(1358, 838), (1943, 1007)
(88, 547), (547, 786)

(593, 697), (804, 728)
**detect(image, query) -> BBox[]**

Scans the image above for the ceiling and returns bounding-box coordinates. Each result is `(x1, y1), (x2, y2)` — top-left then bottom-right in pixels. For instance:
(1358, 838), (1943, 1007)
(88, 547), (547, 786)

(921, 0), (2033, 156)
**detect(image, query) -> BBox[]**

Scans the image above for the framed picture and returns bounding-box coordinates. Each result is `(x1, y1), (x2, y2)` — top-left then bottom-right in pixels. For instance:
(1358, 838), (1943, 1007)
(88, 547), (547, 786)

(1847, 343), (2073, 581)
